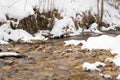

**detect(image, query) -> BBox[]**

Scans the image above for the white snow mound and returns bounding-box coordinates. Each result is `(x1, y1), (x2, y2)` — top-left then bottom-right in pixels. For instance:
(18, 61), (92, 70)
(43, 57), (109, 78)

(82, 62), (105, 71)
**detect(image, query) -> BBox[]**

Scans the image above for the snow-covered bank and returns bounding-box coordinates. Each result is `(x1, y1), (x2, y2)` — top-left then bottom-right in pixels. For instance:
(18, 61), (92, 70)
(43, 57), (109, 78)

(82, 62), (105, 71)
(65, 35), (120, 54)
(38, 0), (120, 27)
(83, 35), (120, 54)
(0, 0), (36, 21)
(65, 34), (120, 68)
(0, 24), (47, 44)
(0, 0), (120, 42)
(65, 34), (120, 79)
(50, 17), (82, 37)
(82, 35), (120, 67)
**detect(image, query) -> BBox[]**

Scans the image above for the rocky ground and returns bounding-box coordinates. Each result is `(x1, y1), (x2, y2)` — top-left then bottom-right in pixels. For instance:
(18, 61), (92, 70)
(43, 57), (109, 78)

(0, 38), (119, 80)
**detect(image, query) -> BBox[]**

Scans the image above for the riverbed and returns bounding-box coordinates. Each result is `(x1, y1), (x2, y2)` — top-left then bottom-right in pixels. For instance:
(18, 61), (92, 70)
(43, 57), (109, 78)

(0, 31), (120, 80)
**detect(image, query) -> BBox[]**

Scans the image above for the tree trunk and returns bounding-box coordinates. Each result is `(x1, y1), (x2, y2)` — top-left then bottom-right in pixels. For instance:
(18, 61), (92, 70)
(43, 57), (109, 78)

(97, 0), (104, 28)
(97, 0), (100, 24)
(100, 0), (104, 23)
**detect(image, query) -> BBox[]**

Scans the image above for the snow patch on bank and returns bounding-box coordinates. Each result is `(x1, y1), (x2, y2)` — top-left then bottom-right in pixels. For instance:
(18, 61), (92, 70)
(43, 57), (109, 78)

(64, 40), (86, 46)
(99, 73), (112, 79)
(0, 24), (47, 42)
(0, 0), (120, 42)
(0, 52), (19, 56)
(82, 35), (120, 54)
(82, 62), (105, 71)
(64, 35), (120, 54)
(0, 40), (8, 44)
(0, 0), (37, 21)
(117, 74), (120, 80)
(51, 17), (82, 37)
(106, 54), (120, 66)
(65, 34), (120, 67)
(39, 0), (120, 27)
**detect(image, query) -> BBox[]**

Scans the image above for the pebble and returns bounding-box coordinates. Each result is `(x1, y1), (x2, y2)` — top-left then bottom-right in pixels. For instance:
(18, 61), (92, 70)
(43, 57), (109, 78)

(0, 39), (119, 80)
(68, 61), (80, 67)
(63, 53), (72, 57)
(1, 66), (11, 70)
(0, 49), (2, 52)
(0, 60), (4, 67)
(4, 60), (14, 65)
(98, 56), (106, 62)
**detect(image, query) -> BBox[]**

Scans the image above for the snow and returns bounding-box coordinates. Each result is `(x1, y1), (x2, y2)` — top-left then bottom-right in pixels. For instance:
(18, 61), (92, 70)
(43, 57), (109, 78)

(65, 35), (120, 54)
(39, 0), (120, 27)
(0, 0), (120, 78)
(106, 54), (120, 66)
(48, 0), (120, 37)
(82, 62), (105, 71)
(50, 17), (82, 37)
(0, 0), (36, 20)
(0, 40), (8, 44)
(89, 23), (103, 34)
(33, 30), (48, 41)
(0, 23), (47, 42)
(9, 29), (33, 41)
(111, 55), (120, 66)
(103, 2), (120, 27)
(117, 74), (120, 80)
(0, 0), (120, 68)
(65, 34), (120, 67)
(0, 52), (19, 56)
(64, 40), (86, 46)
(0, 0), (119, 42)
(99, 73), (112, 79)
(38, 0), (97, 17)
(82, 35), (120, 54)
(0, 0), (48, 42)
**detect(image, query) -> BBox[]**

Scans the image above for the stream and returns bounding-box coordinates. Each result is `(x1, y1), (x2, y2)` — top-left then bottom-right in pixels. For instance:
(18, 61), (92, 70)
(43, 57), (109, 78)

(0, 31), (120, 80)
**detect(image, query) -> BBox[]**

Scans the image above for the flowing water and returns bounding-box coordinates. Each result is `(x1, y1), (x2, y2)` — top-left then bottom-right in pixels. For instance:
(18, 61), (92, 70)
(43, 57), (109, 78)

(0, 31), (120, 80)
(50, 30), (120, 44)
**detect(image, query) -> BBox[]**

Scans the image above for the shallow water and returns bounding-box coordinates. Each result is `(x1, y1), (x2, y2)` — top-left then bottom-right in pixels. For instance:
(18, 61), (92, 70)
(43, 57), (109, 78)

(0, 31), (120, 80)
(50, 31), (120, 44)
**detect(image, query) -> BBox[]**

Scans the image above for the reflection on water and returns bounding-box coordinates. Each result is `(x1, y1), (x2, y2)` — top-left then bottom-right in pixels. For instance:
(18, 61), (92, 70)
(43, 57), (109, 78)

(50, 31), (120, 44)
